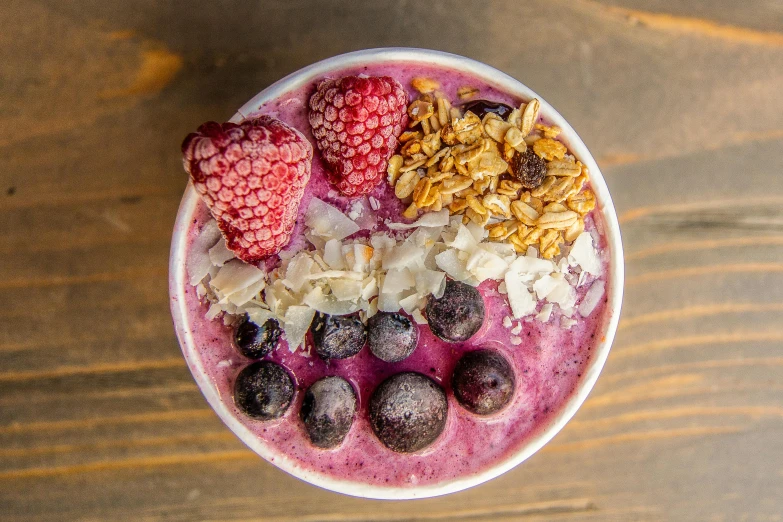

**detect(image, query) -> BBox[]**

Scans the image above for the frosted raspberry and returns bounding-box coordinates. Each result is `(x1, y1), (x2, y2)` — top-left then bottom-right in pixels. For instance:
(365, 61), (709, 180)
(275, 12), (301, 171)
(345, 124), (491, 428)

(309, 76), (408, 197)
(181, 117), (313, 263)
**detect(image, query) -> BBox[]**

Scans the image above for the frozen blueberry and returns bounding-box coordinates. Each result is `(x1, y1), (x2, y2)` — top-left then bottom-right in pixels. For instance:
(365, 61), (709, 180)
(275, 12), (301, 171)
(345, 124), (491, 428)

(369, 372), (448, 453)
(234, 361), (294, 420)
(300, 376), (357, 449)
(510, 148), (547, 189)
(452, 349), (515, 415)
(461, 99), (514, 120)
(310, 312), (366, 360)
(234, 316), (282, 359)
(367, 312), (419, 363)
(425, 280), (485, 342)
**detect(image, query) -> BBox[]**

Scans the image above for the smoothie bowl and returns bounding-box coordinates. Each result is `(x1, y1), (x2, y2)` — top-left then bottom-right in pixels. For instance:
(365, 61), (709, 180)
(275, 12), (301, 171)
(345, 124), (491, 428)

(169, 48), (623, 499)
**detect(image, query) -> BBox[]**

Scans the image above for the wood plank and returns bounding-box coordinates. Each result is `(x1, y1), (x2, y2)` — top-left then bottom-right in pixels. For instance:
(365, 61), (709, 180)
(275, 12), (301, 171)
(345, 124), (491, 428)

(1, 0), (783, 519)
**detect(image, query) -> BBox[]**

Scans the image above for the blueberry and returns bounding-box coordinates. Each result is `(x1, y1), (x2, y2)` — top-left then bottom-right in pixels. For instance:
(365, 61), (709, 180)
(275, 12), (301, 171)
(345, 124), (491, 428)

(461, 100), (514, 120)
(425, 280), (485, 342)
(310, 312), (366, 360)
(234, 316), (282, 359)
(234, 361), (294, 420)
(369, 372), (448, 453)
(300, 376), (357, 449)
(510, 148), (547, 189)
(367, 312), (419, 363)
(452, 349), (515, 415)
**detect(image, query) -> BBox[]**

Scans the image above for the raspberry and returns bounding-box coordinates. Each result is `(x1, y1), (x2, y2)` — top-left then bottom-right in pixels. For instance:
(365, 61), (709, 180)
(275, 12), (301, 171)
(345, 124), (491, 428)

(181, 117), (313, 263)
(308, 76), (408, 197)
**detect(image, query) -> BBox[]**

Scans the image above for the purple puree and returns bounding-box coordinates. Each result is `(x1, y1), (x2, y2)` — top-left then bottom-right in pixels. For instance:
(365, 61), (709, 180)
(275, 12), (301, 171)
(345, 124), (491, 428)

(181, 62), (611, 488)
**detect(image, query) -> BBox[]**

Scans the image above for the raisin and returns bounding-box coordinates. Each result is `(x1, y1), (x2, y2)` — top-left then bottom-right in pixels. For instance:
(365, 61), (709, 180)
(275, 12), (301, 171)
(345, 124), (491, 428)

(510, 149), (547, 189)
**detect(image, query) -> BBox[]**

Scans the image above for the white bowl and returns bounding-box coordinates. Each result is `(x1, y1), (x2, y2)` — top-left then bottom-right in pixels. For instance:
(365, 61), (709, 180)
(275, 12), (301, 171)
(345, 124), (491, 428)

(169, 47), (624, 499)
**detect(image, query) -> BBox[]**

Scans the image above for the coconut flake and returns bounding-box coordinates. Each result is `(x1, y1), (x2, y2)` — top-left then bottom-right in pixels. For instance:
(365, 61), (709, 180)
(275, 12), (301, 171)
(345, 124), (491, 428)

(382, 242), (426, 270)
(305, 198), (360, 241)
(246, 307), (275, 326)
(226, 279), (265, 307)
(465, 221), (488, 243)
(408, 226), (444, 252)
(443, 224), (479, 252)
(536, 303), (553, 322)
(561, 316), (578, 330)
(366, 299), (379, 319)
(505, 272), (537, 318)
(323, 239), (345, 269)
(411, 308), (428, 324)
(534, 273), (576, 310)
(210, 260), (265, 297)
(187, 220), (222, 285)
(304, 291), (360, 315)
(467, 248), (509, 282)
(578, 280), (605, 317)
(351, 244), (374, 273)
(264, 280), (297, 317)
(283, 306), (315, 351)
(378, 291), (404, 312)
(399, 293), (420, 314)
(386, 209), (450, 230)
(509, 256), (555, 275)
(305, 231), (326, 250)
(510, 336), (522, 346)
(208, 239), (235, 267)
(414, 269), (445, 296)
(383, 268), (415, 294)
(205, 303), (222, 320)
(569, 232), (601, 276)
(370, 233), (396, 253)
(502, 316), (513, 328)
(483, 242), (516, 261)
(435, 249), (471, 281)
(348, 200), (364, 220)
(361, 276), (378, 300)
(282, 253), (315, 293)
(305, 270), (364, 281)
(329, 278), (363, 301)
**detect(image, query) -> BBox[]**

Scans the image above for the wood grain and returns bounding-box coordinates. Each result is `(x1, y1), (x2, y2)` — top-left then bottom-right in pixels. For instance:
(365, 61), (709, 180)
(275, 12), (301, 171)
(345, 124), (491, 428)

(2, 0), (782, 520)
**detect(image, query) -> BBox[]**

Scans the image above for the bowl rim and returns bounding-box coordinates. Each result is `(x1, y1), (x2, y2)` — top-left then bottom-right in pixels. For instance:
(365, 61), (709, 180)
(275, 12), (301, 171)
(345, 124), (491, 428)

(169, 47), (624, 500)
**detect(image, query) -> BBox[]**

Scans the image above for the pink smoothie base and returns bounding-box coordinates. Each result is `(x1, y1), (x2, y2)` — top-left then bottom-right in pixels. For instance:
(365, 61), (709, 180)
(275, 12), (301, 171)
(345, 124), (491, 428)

(169, 48), (624, 499)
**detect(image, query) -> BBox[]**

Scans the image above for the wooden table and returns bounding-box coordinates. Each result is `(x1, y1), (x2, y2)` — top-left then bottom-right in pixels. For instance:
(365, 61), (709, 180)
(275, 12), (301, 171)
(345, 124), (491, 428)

(2, 1), (782, 520)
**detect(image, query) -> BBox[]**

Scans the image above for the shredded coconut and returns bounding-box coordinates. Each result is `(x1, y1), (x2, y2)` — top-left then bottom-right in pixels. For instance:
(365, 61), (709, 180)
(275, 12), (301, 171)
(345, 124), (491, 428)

(189, 197), (605, 351)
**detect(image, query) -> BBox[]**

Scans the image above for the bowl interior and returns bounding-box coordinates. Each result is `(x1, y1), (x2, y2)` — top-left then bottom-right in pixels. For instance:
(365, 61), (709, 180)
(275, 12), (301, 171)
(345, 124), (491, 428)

(169, 47), (624, 499)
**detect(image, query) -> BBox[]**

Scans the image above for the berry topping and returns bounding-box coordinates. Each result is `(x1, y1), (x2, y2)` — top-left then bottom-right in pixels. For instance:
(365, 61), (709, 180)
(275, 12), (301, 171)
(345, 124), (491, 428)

(310, 312), (366, 360)
(234, 361), (295, 420)
(300, 376), (357, 449)
(369, 372), (448, 453)
(510, 148), (547, 189)
(234, 316), (282, 359)
(181, 117), (313, 263)
(426, 280), (485, 342)
(452, 349), (515, 415)
(308, 76), (408, 197)
(367, 312), (419, 363)
(461, 100), (514, 120)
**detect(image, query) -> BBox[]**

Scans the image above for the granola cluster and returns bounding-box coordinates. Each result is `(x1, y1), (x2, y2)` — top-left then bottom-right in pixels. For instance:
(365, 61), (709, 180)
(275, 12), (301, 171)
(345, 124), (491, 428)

(386, 78), (597, 259)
